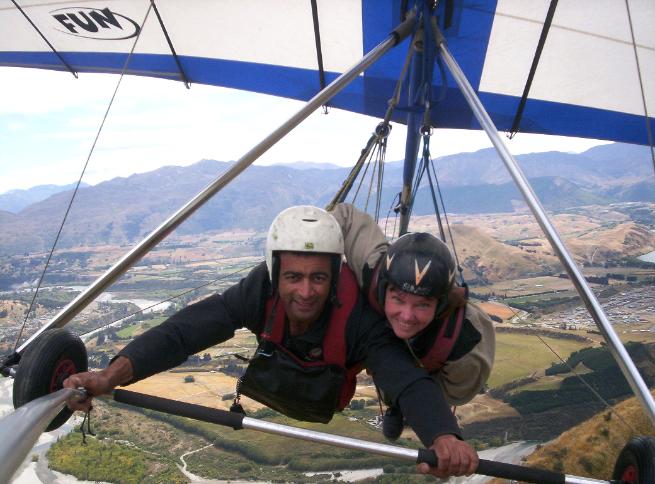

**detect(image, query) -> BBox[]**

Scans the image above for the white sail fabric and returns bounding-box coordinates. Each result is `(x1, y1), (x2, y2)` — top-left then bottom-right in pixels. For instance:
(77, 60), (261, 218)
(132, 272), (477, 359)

(0, 0), (653, 145)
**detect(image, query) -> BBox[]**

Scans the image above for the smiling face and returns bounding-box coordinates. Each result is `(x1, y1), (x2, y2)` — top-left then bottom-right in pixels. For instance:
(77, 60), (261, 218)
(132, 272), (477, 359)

(277, 252), (332, 335)
(383, 285), (438, 339)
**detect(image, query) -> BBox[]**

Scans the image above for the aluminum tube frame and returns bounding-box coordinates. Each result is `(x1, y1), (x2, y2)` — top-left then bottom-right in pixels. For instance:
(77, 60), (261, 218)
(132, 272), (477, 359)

(0, 387), (84, 483)
(243, 416), (418, 461)
(565, 476), (609, 484)
(433, 22), (655, 425)
(16, 16), (415, 355)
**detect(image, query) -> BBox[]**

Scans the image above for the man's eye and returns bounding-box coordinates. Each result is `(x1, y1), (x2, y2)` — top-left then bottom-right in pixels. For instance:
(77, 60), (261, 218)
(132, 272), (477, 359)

(313, 275), (327, 282)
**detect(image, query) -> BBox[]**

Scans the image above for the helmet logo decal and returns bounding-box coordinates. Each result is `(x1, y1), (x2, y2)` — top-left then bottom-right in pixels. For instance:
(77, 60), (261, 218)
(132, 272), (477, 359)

(305, 242), (315, 249)
(415, 260), (432, 286)
(386, 253), (395, 270)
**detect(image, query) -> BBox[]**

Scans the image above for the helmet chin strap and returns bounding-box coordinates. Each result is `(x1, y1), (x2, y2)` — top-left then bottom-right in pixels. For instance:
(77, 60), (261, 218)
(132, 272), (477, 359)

(329, 255), (343, 308)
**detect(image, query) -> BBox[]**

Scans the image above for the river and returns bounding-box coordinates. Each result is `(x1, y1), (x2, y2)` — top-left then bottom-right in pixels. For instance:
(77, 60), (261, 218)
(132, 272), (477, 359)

(638, 250), (655, 263)
(303, 440), (537, 483)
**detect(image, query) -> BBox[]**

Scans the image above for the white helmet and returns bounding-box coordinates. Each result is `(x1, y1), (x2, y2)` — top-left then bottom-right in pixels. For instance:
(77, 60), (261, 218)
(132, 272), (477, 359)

(265, 205), (344, 283)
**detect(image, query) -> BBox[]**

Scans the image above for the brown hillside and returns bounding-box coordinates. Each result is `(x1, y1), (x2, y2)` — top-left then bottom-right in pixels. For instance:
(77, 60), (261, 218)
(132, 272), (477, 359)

(447, 225), (558, 283)
(523, 390), (655, 480)
(567, 222), (655, 264)
(408, 211), (655, 284)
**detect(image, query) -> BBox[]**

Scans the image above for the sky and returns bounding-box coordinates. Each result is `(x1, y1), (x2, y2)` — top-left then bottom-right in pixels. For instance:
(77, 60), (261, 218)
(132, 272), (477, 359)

(0, 67), (611, 193)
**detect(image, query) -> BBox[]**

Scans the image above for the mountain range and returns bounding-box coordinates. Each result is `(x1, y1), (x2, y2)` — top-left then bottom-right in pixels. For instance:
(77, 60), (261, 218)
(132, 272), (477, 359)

(0, 182), (89, 213)
(1, 143), (653, 255)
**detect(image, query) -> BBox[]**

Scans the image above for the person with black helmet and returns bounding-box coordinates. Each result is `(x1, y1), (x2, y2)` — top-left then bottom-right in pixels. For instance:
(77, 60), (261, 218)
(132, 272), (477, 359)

(65, 205), (478, 479)
(331, 203), (495, 444)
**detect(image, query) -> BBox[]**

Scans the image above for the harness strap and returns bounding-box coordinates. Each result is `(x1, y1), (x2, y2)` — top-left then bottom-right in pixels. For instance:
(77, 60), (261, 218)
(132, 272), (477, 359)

(419, 305), (465, 371)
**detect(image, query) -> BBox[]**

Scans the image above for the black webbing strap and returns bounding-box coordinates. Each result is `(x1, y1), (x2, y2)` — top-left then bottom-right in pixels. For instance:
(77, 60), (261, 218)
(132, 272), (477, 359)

(310, 0), (329, 112)
(325, 132), (378, 211)
(114, 389), (245, 430)
(11, 0), (78, 77)
(508, 0), (559, 138)
(150, 0), (190, 88)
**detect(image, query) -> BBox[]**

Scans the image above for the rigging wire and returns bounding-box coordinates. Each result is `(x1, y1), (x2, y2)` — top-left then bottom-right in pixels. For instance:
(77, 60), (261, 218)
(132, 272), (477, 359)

(535, 333), (635, 433)
(374, 140), (386, 222)
(508, 0), (559, 139)
(362, 143), (382, 214)
(326, 31), (415, 215)
(404, 104), (465, 282)
(384, 192), (401, 238)
(310, 0), (329, 113)
(12, 4), (155, 352)
(78, 262), (259, 339)
(11, 0), (77, 78)
(150, 0), (190, 89)
(495, 301), (635, 433)
(429, 157), (464, 281)
(624, 0), (655, 174)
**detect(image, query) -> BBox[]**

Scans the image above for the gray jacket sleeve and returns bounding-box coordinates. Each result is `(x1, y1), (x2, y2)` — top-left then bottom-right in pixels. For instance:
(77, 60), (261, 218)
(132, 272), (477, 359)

(330, 203), (388, 288)
(439, 302), (496, 405)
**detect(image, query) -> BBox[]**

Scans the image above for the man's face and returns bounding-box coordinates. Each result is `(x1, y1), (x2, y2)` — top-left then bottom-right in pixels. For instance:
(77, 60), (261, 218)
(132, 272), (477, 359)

(277, 252), (332, 331)
(383, 286), (438, 339)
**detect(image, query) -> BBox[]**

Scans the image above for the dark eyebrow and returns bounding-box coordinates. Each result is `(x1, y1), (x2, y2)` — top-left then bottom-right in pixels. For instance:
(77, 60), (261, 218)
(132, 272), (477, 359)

(281, 270), (302, 277)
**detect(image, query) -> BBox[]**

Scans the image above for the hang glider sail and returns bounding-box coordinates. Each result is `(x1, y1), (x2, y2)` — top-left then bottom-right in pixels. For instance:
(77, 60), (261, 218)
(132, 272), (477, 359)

(2, 2), (655, 482)
(1, 0), (653, 146)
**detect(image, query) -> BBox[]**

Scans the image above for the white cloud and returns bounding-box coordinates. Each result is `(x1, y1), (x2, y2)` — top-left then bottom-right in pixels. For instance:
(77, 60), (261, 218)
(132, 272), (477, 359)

(0, 67), (611, 192)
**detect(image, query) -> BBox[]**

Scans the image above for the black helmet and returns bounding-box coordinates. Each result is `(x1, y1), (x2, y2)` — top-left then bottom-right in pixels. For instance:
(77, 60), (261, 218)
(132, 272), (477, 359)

(376, 232), (456, 306)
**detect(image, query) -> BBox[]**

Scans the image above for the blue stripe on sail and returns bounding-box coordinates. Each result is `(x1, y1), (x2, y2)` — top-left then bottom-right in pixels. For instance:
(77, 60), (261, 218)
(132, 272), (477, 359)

(479, 92), (655, 146)
(1, 50), (652, 146)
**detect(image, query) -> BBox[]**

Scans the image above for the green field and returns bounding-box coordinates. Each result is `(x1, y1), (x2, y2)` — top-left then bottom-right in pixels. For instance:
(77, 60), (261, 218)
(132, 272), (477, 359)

(116, 318), (166, 338)
(489, 332), (591, 388)
(48, 432), (186, 483)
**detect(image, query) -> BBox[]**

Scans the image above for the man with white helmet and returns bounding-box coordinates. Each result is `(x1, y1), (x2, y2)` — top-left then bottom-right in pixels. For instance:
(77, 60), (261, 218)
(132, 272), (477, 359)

(65, 205), (477, 478)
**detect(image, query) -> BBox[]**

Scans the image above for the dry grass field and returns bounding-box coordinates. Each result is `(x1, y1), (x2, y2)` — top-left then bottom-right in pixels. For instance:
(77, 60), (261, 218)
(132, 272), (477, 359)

(523, 390), (655, 480)
(477, 301), (516, 320)
(455, 393), (520, 425)
(125, 370), (268, 411)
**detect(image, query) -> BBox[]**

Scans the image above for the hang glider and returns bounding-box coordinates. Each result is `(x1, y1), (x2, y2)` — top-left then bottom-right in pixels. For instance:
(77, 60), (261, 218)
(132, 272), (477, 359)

(1, 0), (653, 146)
(1, 1), (655, 482)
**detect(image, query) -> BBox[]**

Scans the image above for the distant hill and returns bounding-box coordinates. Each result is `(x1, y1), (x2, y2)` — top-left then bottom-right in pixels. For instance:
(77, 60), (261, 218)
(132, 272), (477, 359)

(275, 161), (343, 170)
(1, 143), (653, 255)
(0, 182), (88, 213)
(381, 142), (653, 188)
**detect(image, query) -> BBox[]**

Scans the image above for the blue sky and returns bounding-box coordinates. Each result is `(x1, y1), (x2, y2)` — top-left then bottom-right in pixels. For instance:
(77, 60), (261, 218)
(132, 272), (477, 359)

(0, 67), (610, 193)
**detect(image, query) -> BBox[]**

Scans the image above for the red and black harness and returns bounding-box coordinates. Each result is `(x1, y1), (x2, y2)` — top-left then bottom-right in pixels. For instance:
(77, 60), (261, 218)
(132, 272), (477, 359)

(415, 304), (466, 372)
(236, 265), (363, 423)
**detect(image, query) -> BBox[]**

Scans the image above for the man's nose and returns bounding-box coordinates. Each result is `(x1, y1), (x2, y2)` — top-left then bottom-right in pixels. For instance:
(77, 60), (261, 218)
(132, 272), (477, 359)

(297, 278), (314, 298)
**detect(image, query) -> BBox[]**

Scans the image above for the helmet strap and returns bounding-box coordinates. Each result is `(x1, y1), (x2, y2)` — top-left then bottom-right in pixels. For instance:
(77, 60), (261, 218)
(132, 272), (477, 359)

(270, 254), (281, 295)
(329, 255), (342, 307)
